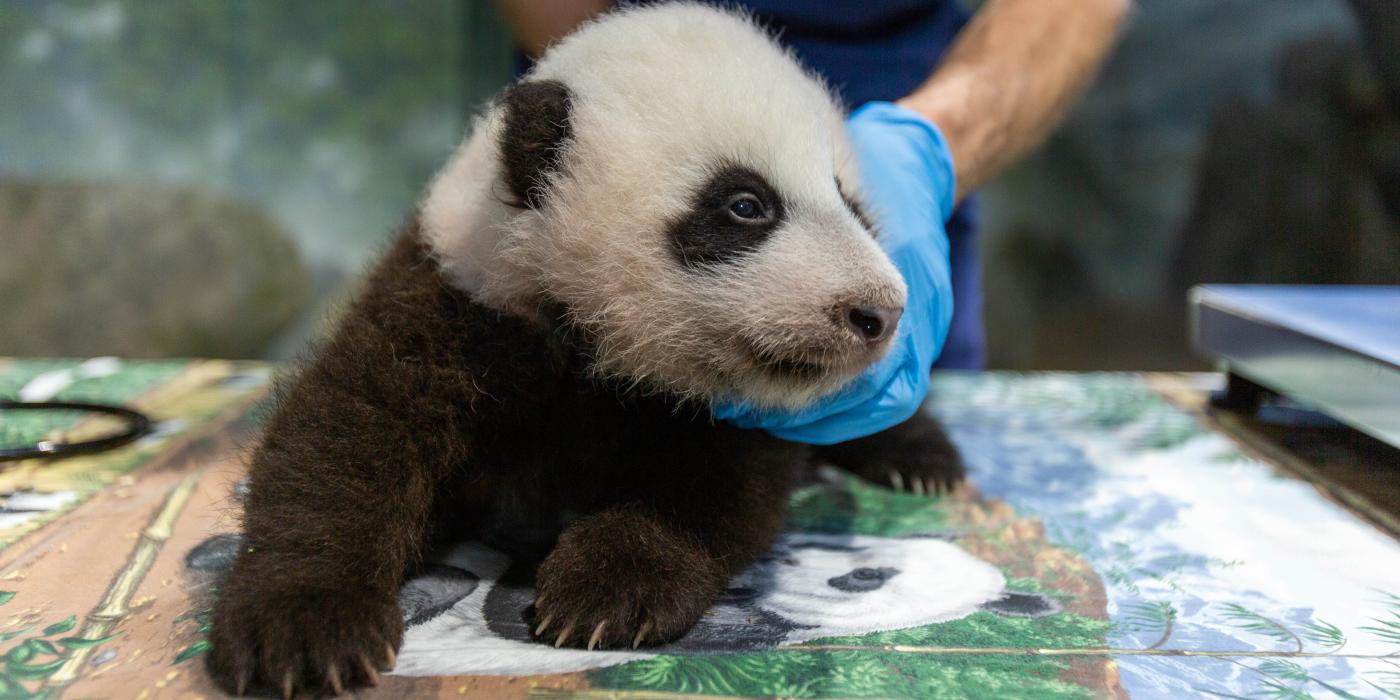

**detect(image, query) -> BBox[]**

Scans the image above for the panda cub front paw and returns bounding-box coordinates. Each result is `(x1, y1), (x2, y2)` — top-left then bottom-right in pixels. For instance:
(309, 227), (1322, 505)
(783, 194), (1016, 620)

(817, 410), (967, 496)
(530, 509), (726, 650)
(207, 579), (401, 698)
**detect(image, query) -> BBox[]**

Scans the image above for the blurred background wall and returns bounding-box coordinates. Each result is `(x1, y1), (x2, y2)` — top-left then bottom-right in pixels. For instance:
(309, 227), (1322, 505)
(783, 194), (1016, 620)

(1, 0), (1396, 368)
(980, 0), (1398, 369)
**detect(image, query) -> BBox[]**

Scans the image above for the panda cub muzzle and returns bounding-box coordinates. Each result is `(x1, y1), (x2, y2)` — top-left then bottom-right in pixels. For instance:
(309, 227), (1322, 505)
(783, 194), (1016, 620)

(714, 200), (909, 408)
(663, 159), (907, 395)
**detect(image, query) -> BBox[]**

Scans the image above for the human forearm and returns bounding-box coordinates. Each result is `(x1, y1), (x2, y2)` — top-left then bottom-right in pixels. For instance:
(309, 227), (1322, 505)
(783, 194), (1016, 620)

(897, 0), (1130, 200)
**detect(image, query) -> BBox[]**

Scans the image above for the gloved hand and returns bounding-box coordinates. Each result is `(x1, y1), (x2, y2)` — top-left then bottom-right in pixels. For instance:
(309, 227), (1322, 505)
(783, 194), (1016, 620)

(712, 101), (956, 445)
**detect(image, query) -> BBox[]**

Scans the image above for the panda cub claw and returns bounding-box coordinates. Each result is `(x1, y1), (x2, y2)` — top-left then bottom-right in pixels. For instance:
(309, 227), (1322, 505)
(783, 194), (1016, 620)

(889, 470), (957, 496)
(206, 581), (400, 698)
(530, 597), (677, 651)
(529, 571), (705, 651)
(818, 411), (966, 497)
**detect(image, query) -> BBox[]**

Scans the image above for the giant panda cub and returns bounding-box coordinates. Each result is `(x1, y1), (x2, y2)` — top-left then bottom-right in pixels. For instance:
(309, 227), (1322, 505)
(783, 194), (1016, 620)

(208, 4), (966, 697)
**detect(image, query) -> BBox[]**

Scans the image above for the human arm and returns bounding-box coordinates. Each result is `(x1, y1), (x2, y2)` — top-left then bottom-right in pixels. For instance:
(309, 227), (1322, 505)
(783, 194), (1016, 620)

(899, 0), (1131, 201)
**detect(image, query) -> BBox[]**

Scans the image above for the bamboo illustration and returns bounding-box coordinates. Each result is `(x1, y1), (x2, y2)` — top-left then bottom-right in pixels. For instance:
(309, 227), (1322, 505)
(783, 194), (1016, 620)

(45, 468), (205, 692)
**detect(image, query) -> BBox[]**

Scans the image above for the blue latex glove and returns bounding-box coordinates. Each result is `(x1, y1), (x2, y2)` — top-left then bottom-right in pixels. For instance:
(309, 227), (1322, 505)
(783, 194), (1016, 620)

(712, 101), (956, 445)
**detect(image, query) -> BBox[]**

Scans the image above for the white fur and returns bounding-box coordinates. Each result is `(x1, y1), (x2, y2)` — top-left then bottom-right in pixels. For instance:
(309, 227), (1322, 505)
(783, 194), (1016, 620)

(421, 4), (906, 409)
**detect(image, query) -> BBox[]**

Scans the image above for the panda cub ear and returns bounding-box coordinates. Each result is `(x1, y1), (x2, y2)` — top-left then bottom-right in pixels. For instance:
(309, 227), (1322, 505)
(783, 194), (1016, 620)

(497, 80), (574, 210)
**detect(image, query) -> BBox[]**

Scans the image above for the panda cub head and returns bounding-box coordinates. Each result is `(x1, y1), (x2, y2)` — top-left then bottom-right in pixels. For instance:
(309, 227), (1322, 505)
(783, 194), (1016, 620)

(423, 3), (906, 410)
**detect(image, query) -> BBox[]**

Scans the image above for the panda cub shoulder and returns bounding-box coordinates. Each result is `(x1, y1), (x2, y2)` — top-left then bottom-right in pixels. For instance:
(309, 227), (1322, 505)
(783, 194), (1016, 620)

(206, 4), (965, 697)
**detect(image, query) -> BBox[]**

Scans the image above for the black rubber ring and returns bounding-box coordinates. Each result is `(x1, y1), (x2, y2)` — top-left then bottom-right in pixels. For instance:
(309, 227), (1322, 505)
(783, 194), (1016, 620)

(0, 400), (153, 462)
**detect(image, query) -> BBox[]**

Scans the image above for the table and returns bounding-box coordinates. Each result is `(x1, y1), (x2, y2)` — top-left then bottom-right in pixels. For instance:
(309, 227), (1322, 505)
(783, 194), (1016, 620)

(0, 359), (1397, 699)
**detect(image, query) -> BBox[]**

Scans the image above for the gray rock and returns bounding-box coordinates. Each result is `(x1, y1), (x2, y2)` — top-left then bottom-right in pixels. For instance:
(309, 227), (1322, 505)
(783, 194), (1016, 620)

(0, 177), (309, 358)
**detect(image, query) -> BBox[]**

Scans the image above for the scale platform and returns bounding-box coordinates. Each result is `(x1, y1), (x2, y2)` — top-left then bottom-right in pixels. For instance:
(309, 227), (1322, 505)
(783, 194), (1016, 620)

(1191, 284), (1400, 449)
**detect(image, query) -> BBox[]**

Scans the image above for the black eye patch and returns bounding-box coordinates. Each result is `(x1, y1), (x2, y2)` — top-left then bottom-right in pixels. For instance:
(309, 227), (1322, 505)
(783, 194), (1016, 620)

(827, 566), (900, 593)
(669, 164), (786, 268)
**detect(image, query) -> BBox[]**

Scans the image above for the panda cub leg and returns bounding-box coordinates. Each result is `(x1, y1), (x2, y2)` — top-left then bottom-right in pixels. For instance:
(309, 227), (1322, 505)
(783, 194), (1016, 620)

(530, 436), (800, 649)
(816, 410), (966, 495)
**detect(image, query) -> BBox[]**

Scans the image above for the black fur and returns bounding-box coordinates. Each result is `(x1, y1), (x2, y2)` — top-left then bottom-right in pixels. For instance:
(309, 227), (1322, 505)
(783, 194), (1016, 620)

(499, 80), (574, 210)
(669, 163), (787, 268)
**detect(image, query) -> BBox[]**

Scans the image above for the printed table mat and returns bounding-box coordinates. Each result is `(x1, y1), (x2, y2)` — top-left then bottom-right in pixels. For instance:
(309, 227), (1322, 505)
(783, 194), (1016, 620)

(0, 359), (1397, 699)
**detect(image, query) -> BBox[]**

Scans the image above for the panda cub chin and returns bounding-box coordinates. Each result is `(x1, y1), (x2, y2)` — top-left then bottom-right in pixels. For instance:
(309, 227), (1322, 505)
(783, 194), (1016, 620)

(207, 4), (965, 697)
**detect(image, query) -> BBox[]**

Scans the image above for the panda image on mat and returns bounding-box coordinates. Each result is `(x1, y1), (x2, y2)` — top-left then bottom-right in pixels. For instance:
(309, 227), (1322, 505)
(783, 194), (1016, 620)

(184, 527), (1058, 677)
(206, 3), (969, 696)
(387, 531), (1057, 676)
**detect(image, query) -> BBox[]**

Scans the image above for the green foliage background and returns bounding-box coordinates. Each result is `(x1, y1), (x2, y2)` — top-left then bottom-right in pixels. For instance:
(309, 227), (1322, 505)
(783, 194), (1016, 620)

(0, 1), (515, 272)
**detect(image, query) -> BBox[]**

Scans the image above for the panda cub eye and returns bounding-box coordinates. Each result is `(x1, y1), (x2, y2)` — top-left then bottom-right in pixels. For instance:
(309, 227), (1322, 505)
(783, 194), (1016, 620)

(669, 165), (784, 268)
(727, 194), (767, 222)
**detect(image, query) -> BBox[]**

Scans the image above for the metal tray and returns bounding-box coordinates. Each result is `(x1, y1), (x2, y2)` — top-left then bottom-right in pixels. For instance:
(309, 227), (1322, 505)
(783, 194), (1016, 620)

(1190, 284), (1400, 449)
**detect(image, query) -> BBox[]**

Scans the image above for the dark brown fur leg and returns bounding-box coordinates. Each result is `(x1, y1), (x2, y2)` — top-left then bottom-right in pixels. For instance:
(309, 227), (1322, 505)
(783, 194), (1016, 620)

(530, 505), (729, 650)
(204, 227), (517, 697)
(207, 366), (466, 696)
(816, 410), (966, 496)
(531, 431), (801, 650)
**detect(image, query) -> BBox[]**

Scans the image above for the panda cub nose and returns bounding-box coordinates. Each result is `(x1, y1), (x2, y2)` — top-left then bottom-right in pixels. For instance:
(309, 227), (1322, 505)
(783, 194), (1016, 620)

(844, 305), (902, 344)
